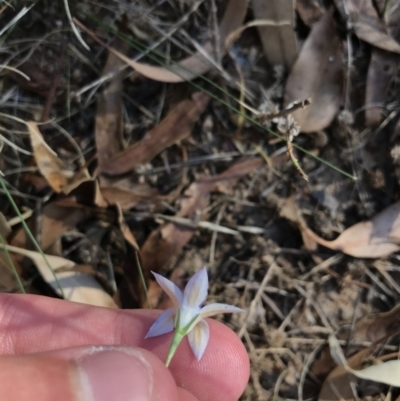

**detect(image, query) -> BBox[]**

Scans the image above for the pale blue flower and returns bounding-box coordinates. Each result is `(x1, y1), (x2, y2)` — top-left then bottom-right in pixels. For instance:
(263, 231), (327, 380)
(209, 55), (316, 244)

(145, 266), (244, 365)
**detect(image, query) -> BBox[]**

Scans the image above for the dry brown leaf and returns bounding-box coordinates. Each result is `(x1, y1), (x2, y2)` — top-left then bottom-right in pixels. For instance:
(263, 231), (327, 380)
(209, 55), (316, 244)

(353, 303), (400, 344)
(95, 28), (127, 167)
(27, 122), (90, 193)
(73, 0), (248, 83)
(347, 0), (400, 53)
(99, 92), (210, 175)
(116, 205), (149, 308)
(365, 49), (399, 125)
(364, 2), (400, 125)
(27, 122), (73, 192)
(318, 347), (373, 401)
(296, 0), (323, 26)
(284, 8), (343, 132)
(0, 244), (117, 308)
(299, 201), (400, 258)
(251, 0), (298, 67)
(100, 184), (162, 210)
(140, 157), (263, 273)
(11, 199), (98, 253)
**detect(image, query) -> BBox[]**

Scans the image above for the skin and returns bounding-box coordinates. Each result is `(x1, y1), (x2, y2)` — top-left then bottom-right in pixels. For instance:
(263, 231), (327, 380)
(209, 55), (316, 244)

(0, 294), (250, 401)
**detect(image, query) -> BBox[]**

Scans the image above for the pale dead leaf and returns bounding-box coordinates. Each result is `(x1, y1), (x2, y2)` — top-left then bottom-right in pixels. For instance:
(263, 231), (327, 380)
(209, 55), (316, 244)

(73, 0), (248, 83)
(27, 122), (73, 192)
(251, 0), (298, 67)
(299, 201), (400, 258)
(284, 8), (343, 132)
(99, 92), (210, 175)
(0, 244), (117, 308)
(27, 122), (90, 193)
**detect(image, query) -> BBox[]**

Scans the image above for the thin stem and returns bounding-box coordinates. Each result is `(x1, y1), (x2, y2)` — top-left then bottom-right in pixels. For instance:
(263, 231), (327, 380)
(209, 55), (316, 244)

(165, 329), (185, 367)
(0, 177), (65, 297)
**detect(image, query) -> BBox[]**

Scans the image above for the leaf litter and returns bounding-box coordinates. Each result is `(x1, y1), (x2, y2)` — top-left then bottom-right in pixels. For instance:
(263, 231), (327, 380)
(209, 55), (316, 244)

(3, 1), (400, 400)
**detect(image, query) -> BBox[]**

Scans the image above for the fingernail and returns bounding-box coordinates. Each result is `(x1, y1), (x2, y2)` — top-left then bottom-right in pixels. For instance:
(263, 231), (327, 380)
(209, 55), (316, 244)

(76, 347), (153, 401)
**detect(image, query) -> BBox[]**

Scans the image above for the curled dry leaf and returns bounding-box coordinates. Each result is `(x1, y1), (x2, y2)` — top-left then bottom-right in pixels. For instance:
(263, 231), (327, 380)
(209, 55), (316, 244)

(27, 122), (73, 192)
(27, 122), (90, 193)
(347, 0), (400, 54)
(0, 244), (117, 308)
(99, 92), (210, 175)
(73, 0), (248, 83)
(299, 201), (400, 258)
(251, 0), (298, 67)
(140, 157), (263, 273)
(284, 8), (343, 133)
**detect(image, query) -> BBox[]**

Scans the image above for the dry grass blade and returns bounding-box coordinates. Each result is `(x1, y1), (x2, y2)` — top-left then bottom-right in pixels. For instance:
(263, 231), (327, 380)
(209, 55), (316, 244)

(73, 0), (248, 83)
(251, 0), (298, 67)
(284, 8), (343, 132)
(299, 201), (400, 258)
(98, 92), (210, 175)
(0, 244), (117, 308)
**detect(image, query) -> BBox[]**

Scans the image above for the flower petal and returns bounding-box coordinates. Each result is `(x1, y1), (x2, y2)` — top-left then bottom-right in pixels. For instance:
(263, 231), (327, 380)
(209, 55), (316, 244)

(152, 271), (183, 308)
(145, 308), (176, 338)
(188, 319), (210, 361)
(199, 303), (245, 319)
(183, 266), (208, 309)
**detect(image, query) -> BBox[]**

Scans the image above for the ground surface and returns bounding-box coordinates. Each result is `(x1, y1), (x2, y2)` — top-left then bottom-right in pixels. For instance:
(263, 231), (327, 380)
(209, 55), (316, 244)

(1, 0), (400, 400)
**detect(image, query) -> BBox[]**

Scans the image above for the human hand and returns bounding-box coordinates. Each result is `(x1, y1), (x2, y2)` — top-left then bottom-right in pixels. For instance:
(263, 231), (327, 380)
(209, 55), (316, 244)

(0, 294), (249, 401)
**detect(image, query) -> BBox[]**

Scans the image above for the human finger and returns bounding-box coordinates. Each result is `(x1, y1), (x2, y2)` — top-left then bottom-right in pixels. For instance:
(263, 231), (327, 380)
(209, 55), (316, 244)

(0, 294), (249, 401)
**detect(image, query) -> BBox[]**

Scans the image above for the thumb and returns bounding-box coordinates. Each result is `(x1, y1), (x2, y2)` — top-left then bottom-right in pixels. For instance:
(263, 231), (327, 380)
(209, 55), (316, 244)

(0, 346), (198, 401)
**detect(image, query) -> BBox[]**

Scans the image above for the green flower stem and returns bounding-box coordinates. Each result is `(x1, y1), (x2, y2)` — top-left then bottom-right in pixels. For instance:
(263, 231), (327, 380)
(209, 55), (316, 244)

(165, 329), (186, 368)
